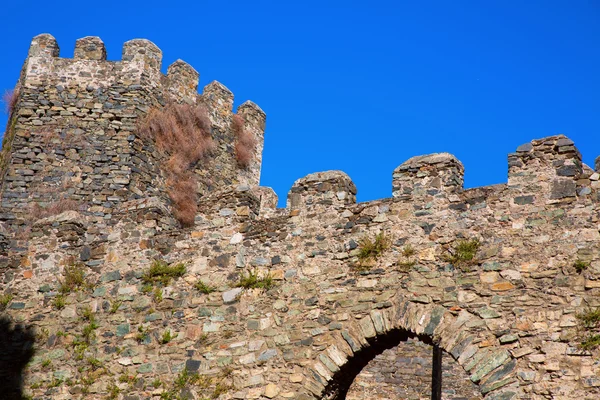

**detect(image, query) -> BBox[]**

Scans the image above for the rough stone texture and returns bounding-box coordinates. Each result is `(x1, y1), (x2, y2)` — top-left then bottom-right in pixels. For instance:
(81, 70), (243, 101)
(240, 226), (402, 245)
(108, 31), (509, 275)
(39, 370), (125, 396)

(74, 36), (107, 61)
(508, 135), (582, 204)
(1, 34), (600, 400)
(287, 171), (357, 210)
(392, 152), (464, 200)
(0, 33), (266, 244)
(347, 339), (482, 400)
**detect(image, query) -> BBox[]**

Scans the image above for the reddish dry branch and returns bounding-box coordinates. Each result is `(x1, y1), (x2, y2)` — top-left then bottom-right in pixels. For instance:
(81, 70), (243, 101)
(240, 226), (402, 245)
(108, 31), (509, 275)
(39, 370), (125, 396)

(2, 89), (18, 116)
(138, 103), (213, 169)
(232, 114), (256, 168)
(14, 226), (32, 241)
(167, 173), (197, 227)
(137, 103), (213, 227)
(30, 199), (80, 220)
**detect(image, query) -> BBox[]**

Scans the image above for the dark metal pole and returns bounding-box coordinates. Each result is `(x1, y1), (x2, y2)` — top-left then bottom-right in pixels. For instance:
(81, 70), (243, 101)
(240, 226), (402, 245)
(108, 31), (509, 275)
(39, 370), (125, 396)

(431, 344), (442, 400)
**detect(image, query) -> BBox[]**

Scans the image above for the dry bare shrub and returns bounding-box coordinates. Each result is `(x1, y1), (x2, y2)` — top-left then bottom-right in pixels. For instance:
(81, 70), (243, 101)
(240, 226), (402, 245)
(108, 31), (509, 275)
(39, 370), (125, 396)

(232, 114), (256, 168)
(30, 199), (80, 220)
(167, 172), (197, 227)
(137, 103), (213, 227)
(14, 226), (32, 241)
(38, 128), (82, 150)
(138, 103), (213, 168)
(2, 88), (18, 116)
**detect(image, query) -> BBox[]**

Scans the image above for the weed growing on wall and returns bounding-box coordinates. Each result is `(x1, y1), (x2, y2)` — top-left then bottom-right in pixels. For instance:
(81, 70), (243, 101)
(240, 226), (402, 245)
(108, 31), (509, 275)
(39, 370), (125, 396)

(161, 329), (173, 344)
(232, 114), (256, 168)
(357, 232), (391, 268)
(574, 259), (590, 273)
(444, 238), (481, 272)
(236, 269), (274, 290)
(138, 103), (213, 227)
(142, 260), (186, 286)
(397, 244), (417, 272)
(52, 295), (66, 310)
(159, 367), (234, 399)
(194, 280), (216, 294)
(136, 326), (150, 344)
(59, 263), (90, 294)
(0, 293), (14, 311)
(30, 198), (80, 221)
(576, 308), (600, 351)
(2, 88), (18, 115)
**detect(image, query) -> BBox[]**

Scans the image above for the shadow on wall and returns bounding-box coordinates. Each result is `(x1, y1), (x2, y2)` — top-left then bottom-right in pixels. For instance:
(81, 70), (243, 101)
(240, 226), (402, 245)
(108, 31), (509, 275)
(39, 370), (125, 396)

(323, 329), (435, 399)
(0, 315), (36, 400)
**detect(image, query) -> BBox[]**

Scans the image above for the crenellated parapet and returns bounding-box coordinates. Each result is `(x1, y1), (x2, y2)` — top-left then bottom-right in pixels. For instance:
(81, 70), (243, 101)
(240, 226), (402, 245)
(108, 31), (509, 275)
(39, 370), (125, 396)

(250, 186), (278, 215)
(73, 36), (107, 61)
(22, 35), (160, 90)
(1, 34), (598, 271)
(202, 81), (234, 120)
(284, 135), (597, 216)
(508, 135), (582, 202)
(28, 33), (60, 58)
(287, 171), (357, 210)
(237, 101), (267, 186)
(0, 34), (267, 241)
(197, 185), (262, 224)
(22, 34), (187, 94)
(18, 33), (252, 108)
(165, 60), (199, 104)
(392, 153), (464, 201)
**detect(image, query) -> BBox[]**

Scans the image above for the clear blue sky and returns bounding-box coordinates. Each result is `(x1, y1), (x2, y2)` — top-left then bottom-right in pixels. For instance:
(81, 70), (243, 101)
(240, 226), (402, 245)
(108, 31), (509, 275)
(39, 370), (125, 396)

(1, 1), (598, 207)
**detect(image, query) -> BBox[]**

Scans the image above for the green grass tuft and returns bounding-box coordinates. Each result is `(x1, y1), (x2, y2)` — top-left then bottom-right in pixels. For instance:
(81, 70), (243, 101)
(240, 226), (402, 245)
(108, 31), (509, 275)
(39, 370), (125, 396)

(397, 244), (417, 272)
(444, 238), (481, 271)
(136, 325), (150, 344)
(574, 259), (590, 273)
(81, 306), (94, 321)
(161, 329), (173, 344)
(357, 232), (391, 262)
(53, 295), (66, 310)
(235, 269), (274, 290)
(153, 287), (163, 303)
(107, 381), (120, 399)
(194, 280), (216, 294)
(576, 308), (600, 329)
(580, 334), (600, 351)
(82, 321), (98, 344)
(401, 244), (416, 258)
(576, 308), (600, 350)
(0, 293), (13, 310)
(109, 299), (123, 314)
(142, 260), (186, 286)
(59, 263), (89, 294)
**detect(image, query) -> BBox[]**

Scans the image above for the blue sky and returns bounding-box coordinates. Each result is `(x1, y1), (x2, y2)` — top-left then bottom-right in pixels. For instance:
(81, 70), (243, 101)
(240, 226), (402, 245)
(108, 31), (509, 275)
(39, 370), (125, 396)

(1, 1), (598, 207)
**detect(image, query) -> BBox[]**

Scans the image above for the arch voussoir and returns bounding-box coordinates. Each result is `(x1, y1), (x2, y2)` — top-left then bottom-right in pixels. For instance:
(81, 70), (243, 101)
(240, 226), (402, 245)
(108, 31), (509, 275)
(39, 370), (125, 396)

(369, 309), (392, 334)
(306, 294), (521, 400)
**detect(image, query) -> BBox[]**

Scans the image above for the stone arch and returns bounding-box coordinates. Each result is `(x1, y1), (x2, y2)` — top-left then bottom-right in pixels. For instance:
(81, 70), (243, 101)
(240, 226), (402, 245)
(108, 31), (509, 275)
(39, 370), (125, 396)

(299, 299), (519, 400)
(322, 328), (437, 398)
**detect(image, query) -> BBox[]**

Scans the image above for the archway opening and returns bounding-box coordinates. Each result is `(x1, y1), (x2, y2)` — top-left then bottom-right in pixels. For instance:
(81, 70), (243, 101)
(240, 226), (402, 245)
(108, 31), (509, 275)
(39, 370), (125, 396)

(322, 329), (430, 399)
(322, 328), (482, 400)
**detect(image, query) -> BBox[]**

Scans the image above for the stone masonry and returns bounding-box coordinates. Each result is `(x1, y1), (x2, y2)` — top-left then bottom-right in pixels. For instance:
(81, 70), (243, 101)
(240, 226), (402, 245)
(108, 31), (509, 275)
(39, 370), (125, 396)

(1, 34), (600, 400)
(0, 34), (266, 239)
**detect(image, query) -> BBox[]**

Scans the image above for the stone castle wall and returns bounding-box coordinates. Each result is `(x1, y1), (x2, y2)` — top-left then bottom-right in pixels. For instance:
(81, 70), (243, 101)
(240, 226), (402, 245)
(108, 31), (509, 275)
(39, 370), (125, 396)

(1, 34), (600, 400)
(0, 34), (265, 241)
